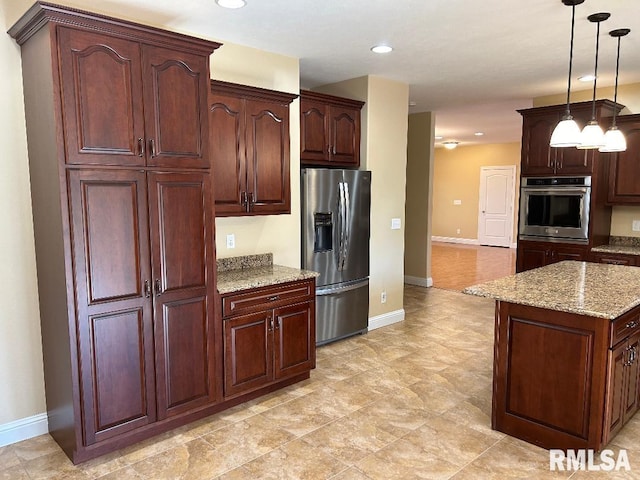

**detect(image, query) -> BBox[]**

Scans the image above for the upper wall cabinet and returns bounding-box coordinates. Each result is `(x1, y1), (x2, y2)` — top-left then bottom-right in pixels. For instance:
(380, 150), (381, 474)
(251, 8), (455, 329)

(300, 90), (364, 168)
(519, 100), (620, 177)
(606, 114), (640, 204)
(210, 80), (297, 216)
(58, 28), (211, 169)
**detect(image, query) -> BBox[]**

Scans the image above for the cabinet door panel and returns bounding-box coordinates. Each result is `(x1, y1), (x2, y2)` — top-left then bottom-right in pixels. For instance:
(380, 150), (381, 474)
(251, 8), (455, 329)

(245, 100), (290, 214)
(300, 99), (329, 162)
(210, 94), (245, 214)
(608, 124), (640, 204)
(58, 28), (144, 166)
(330, 106), (359, 166)
(516, 243), (548, 272)
(274, 302), (314, 379)
(68, 169), (155, 444)
(142, 46), (209, 169)
(624, 334), (640, 424)
(521, 114), (557, 176)
(148, 172), (217, 417)
(605, 341), (627, 444)
(224, 312), (272, 397)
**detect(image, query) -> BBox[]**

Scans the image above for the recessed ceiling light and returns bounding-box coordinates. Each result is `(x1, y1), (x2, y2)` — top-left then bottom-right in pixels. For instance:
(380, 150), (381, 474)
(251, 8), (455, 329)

(371, 45), (393, 54)
(474, 132), (484, 136)
(579, 74), (596, 82)
(408, 101), (417, 107)
(435, 136), (443, 140)
(216, 0), (246, 8)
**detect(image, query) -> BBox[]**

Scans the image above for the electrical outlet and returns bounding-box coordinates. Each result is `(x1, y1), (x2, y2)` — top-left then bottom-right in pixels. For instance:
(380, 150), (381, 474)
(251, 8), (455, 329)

(633, 220), (640, 232)
(226, 234), (235, 248)
(381, 291), (387, 304)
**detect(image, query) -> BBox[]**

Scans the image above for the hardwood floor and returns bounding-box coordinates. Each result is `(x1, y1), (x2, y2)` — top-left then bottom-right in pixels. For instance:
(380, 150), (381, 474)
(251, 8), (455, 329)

(431, 241), (516, 291)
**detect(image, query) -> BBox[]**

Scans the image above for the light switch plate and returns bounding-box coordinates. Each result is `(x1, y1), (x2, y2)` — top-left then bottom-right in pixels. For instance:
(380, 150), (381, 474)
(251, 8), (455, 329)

(633, 220), (640, 232)
(453, 199), (462, 205)
(226, 234), (235, 248)
(391, 218), (401, 230)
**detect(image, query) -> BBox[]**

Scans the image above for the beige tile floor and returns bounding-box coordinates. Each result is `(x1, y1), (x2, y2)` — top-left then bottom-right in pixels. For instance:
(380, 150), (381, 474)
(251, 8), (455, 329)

(3, 286), (640, 479)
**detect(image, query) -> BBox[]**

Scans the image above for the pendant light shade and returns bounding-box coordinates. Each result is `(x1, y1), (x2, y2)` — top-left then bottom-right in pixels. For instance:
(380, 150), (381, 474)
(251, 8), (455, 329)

(550, 0), (585, 148)
(578, 12), (610, 149)
(600, 28), (631, 153)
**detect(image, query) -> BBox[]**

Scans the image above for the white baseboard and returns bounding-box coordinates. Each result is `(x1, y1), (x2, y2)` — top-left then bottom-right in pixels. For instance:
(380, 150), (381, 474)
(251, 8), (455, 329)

(431, 236), (480, 245)
(404, 275), (433, 287)
(0, 413), (49, 447)
(368, 309), (405, 331)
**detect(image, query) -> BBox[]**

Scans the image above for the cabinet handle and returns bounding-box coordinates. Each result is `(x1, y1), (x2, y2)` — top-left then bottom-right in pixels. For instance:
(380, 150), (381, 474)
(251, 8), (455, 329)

(626, 320), (638, 329)
(241, 191), (248, 210)
(327, 145), (332, 155)
(333, 145), (336, 155)
(267, 315), (274, 332)
(137, 138), (145, 157)
(144, 280), (151, 298)
(275, 317), (281, 330)
(149, 139), (156, 158)
(154, 279), (163, 296)
(267, 295), (280, 302)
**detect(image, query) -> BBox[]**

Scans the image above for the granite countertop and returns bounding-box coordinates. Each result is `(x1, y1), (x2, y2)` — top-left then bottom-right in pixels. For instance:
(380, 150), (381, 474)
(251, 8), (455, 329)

(463, 260), (640, 319)
(591, 244), (640, 256)
(216, 253), (319, 294)
(591, 236), (640, 256)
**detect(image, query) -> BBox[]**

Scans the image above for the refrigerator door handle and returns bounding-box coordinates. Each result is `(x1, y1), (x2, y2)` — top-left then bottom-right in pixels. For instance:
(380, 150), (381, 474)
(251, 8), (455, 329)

(316, 278), (369, 296)
(338, 182), (346, 271)
(343, 181), (350, 270)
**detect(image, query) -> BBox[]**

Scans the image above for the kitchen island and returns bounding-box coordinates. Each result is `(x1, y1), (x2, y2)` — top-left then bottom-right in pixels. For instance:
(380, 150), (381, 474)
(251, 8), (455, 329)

(464, 261), (640, 451)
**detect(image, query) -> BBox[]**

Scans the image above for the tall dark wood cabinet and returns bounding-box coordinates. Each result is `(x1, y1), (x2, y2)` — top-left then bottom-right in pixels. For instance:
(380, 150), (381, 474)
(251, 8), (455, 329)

(300, 90), (364, 168)
(209, 80), (297, 216)
(9, 3), (221, 463)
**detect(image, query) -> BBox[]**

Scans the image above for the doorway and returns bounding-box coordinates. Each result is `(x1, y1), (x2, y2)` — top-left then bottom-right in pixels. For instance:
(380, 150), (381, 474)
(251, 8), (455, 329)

(477, 166), (516, 247)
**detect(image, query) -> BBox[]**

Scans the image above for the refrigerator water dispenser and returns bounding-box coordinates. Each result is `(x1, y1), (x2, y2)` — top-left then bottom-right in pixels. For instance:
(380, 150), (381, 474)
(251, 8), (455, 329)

(313, 213), (333, 252)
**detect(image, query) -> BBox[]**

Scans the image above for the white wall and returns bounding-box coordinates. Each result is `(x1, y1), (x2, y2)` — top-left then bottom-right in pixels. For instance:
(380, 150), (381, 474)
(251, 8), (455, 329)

(0, 1), (47, 427)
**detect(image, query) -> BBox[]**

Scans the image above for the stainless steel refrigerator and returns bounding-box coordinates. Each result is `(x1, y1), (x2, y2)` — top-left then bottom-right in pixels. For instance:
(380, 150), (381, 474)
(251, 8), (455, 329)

(301, 168), (371, 345)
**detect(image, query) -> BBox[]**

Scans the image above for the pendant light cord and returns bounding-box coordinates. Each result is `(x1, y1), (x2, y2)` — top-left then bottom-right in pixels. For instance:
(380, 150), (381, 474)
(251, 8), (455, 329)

(564, 3), (576, 118)
(611, 35), (621, 127)
(590, 20), (602, 121)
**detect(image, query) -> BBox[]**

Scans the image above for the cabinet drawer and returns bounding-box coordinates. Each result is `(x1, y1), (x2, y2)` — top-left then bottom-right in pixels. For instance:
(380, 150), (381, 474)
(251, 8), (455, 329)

(222, 280), (314, 317)
(611, 309), (640, 347)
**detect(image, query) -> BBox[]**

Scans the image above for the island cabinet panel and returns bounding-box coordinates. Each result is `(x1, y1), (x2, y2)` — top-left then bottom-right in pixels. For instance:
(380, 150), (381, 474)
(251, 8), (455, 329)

(58, 28), (211, 169)
(607, 115), (640, 204)
(221, 279), (316, 399)
(493, 302), (609, 450)
(300, 90), (364, 168)
(209, 80), (296, 216)
(603, 310), (640, 445)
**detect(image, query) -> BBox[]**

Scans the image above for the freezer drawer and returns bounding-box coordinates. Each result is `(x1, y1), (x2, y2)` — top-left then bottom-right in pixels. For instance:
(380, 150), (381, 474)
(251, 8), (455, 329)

(316, 279), (369, 345)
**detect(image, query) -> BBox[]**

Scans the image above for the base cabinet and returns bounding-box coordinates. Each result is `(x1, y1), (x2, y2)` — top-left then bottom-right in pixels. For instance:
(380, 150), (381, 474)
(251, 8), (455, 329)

(516, 240), (589, 272)
(221, 280), (316, 398)
(590, 252), (638, 266)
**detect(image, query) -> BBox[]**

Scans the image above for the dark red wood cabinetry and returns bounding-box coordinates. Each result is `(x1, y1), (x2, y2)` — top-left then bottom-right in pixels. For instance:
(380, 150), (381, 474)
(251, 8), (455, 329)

(221, 280), (315, 398)
(300, 90), (364, 168)
(517, 240), (589, 272)
(519, 100), (619, 176)
(209, 81), (297, 216)
(606, 114), (640, 204)
(10, 3), (221, 463)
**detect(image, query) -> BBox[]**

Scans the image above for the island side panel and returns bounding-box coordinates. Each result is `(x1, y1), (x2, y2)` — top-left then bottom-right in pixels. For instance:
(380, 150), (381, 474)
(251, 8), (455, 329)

(492, 301), (609, 450)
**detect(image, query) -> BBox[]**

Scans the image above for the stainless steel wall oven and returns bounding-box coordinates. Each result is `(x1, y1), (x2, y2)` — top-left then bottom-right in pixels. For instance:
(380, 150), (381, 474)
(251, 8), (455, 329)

(519, 176), (591, 244)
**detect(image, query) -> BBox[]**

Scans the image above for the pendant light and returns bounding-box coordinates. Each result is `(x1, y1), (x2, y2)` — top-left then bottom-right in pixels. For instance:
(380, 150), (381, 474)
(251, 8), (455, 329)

(577, 12), (610, 149)
(600, 28), (631, 153)
(550, 0), (584, 148)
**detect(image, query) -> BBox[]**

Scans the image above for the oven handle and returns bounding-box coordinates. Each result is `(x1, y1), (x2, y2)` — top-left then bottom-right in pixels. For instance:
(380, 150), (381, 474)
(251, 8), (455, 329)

(521, 187), (589, 194)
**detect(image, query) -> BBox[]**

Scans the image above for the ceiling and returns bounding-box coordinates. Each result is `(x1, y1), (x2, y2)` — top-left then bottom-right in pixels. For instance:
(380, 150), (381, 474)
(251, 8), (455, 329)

(8, 0), (640, 147)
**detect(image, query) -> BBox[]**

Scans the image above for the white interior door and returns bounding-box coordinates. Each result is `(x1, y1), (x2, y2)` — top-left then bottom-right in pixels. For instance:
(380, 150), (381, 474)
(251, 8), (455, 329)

(478, 166), (515, 247)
